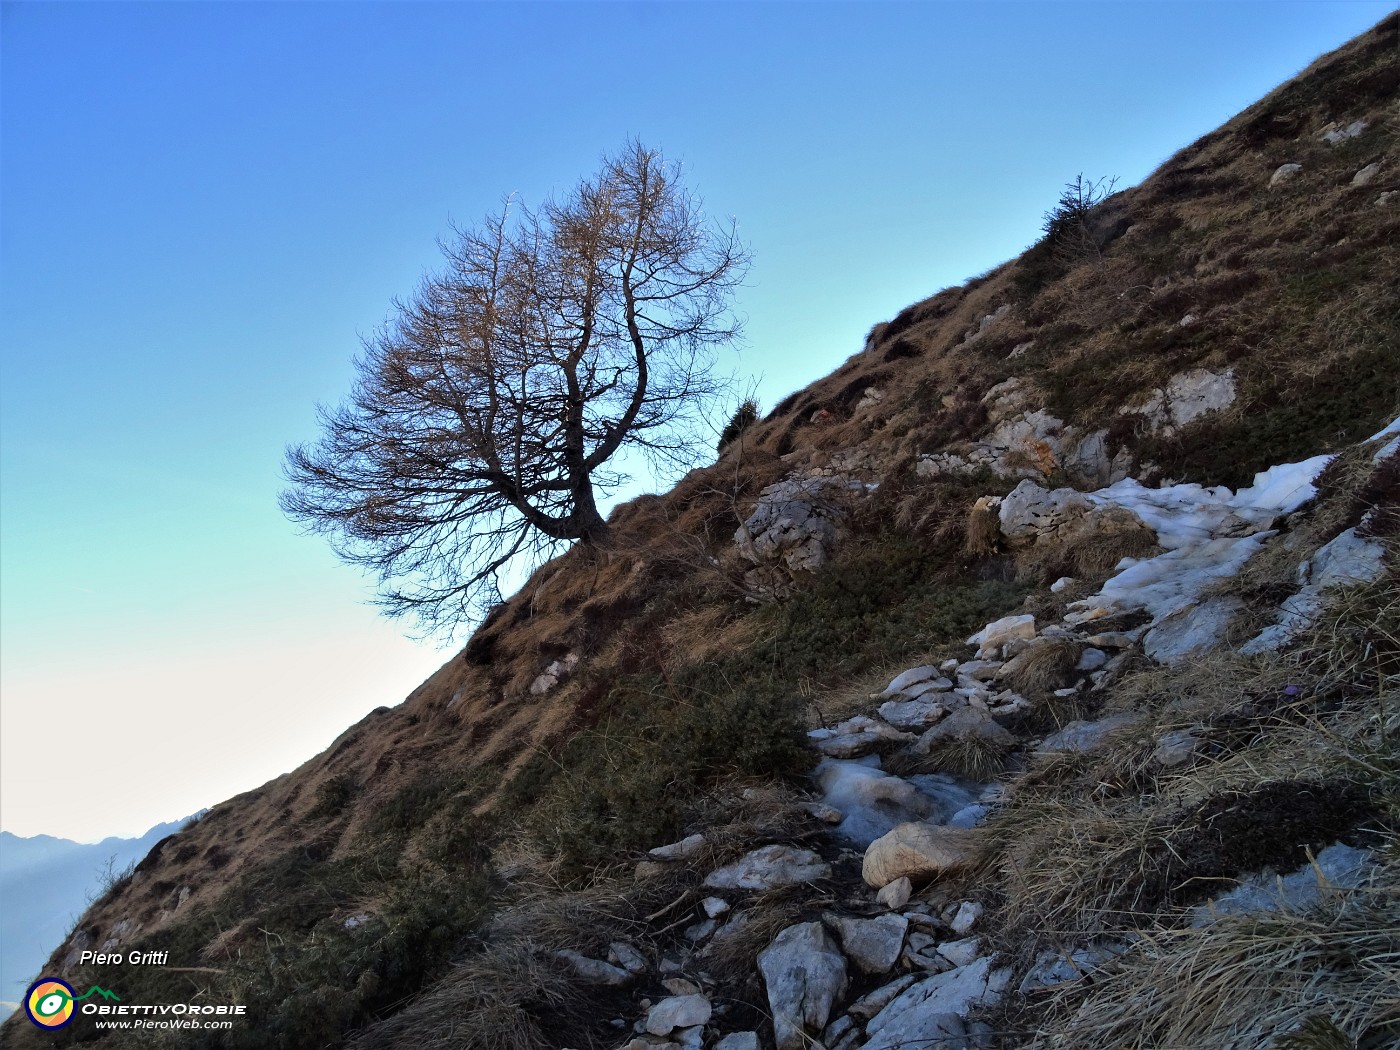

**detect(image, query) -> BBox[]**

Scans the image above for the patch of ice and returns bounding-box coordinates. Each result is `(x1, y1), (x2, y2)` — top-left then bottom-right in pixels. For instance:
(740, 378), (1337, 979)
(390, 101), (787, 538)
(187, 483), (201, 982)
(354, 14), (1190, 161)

(1368, 412), (1400, 464)
(814, 759), (980, 847)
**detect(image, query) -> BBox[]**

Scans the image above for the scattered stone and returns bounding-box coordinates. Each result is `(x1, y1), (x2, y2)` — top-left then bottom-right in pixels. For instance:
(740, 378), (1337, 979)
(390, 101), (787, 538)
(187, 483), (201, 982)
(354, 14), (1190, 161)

(557, 949), (634, 987)
(862, 824), (977, 888)
(881, 665), (942, 695)
(1270, 163), (1303, 188)
(713, 1034), (759, 1050)
(860, 958), (1010, 1050)
(1321, 119), (1367, 144)
(917, 707), (1015, 750)
(1050, 576), (1076, 593)
(967, 614), (1037, 656)
(609, 942), (648, 974)
(877, 876), (913, 910)
(1379, 190), (1398, 206)
(826, 913), (909, 974)
(663, 978), (702, 997)
(645, 995), (712, 1037)
(1075, 647), (1108, 672)
(810, 716), (914, 758)
(758, 922), (848, 1050)
(1036, 714), (1140, 755)
(848, 974), (920, 1019)
(956, 660), (1003, 682)
(939, 658), (960, 673)
(1019, 941), (1131, 994)
(804, 801), (845, 824)
(530, 652), (580, 696)
(703, 845), (831, 890)
(701, 897), (730, 919)
(649, 833), (707, 861)
(1352, 162), (1381, 187)
(684, 919), (717, 943)
(1153, 728), (1200, 768)
(936, 936), (981, 967)
(949, 901), (983, 935)
(878, 697), (949, 731)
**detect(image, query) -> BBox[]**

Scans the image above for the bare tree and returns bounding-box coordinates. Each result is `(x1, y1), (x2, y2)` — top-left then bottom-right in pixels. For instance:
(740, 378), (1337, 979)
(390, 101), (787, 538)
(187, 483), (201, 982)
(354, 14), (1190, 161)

(282, 142), (749, 630)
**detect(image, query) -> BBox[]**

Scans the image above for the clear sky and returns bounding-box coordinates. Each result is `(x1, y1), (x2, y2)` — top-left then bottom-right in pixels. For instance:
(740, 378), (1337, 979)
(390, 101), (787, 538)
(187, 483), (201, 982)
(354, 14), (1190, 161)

(1, 1), (1391, 842)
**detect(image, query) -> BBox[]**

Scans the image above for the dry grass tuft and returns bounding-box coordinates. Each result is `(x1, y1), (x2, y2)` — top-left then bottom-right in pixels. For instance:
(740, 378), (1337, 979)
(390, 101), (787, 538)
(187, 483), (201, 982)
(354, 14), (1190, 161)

(1001, 638), (1083, 695)
(965, 496), (1003, 556)
(1029, 849), (1400, 1049)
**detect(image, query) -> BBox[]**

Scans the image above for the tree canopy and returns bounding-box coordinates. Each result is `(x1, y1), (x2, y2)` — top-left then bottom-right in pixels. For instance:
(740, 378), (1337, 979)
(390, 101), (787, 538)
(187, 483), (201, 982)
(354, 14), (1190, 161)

(282, 142), (748, 630)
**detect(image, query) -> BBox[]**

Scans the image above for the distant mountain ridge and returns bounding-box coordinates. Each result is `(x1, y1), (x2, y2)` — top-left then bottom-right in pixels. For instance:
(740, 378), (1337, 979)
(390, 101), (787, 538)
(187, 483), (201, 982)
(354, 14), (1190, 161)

(0, 818), (196, 1017)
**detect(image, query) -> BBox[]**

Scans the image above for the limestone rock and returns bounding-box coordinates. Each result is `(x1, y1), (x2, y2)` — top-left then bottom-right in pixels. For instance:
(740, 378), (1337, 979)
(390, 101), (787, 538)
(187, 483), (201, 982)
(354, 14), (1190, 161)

(862, 824), (977, 888)
(999, 481), (1095, 546)
(649, 833), (707, 861)
(967, 613), (1037, 655)
(917, 706), (1015, 750)
(1153, 728), (1200, 768)
(1352, 162), (1381, 187)
(949, 901), (983, 935)
(758, 922), (848, 1050)
(1321, 119), (1367, 144)
(556, 949), (634, 987)
(860, 958), (1010, 1050)
(645, 995), (712, 1036)
(703, 845), (831, 890)
(1131, 368), (1236, 434)
(713, 1034), (760, 1050)
(877, 876), (913, 910)
(826, 913), (909, 974)
(936, 936), (981, 967)
(1036, 714), (1139, 755)
(1141, 597), (1245, 663)
(1270, 163), (1303, 188)
(848, 974), (920, 1020)
(878, 697), (949, 731)
(609, 941), (649, 975)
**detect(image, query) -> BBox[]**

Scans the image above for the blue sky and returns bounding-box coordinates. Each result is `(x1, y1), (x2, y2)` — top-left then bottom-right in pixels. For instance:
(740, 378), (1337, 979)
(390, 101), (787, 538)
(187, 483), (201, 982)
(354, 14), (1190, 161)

(1, 0), (1391, 841)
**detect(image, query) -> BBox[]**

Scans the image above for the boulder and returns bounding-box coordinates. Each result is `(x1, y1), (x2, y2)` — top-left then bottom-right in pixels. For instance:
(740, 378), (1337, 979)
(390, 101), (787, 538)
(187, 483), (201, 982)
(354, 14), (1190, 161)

(880, 664), (942, 694)
(878, 697), (948, 731)
(1141, 597), (1245, 663)
(1270, 163), (1303, 188)
(917, 706), (1015, 749)
(826, 913), (909, 974)
(862, 824), (977, 888)
(1321, 119), (1367, 144)
(1352, 162), (1381, 187)
(703, 845), (831, 890)
(998, 482), (1094, 546)
(758, 922), (848, 1050)
(1130, 368), (1236, 435)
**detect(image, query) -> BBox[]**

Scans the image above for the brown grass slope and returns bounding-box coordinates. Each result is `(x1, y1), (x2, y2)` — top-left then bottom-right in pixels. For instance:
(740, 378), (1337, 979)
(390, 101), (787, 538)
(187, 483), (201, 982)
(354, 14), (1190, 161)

(5, 14), (1396, 1049)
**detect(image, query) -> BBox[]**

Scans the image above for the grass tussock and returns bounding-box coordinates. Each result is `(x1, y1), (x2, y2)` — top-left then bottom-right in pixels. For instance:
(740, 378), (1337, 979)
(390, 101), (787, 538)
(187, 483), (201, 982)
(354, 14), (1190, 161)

(1029, 850), (1400, 1049)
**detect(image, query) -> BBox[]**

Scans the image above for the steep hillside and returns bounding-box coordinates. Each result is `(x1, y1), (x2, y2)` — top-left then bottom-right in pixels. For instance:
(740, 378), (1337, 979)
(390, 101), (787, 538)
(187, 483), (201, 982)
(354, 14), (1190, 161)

(6, 15), (1396, 1050)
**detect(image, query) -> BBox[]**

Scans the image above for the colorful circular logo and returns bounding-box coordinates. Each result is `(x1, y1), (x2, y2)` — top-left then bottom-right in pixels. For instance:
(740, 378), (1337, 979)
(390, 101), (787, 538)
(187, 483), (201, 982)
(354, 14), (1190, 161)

(24, 978), (76, 1029)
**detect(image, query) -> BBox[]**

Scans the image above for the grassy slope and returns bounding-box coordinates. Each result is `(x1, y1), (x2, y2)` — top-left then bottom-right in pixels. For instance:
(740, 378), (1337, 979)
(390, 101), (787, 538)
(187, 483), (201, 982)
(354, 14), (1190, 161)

(4, 13), (1396, 1050)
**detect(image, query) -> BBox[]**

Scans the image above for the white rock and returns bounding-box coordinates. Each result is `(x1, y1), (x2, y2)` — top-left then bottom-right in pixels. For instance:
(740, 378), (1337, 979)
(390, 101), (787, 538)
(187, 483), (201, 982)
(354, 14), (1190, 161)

(881, 665), (941, 695)
(939, 658), (960, 673)
(877, 876), (913, 910)
(936, 936), (981, 967)
(1142, 597), (1245, 663)
(645, 995), (712, 1036)
(758, 922), (848, 1050)
(1050, 576), (1076, 593)
(956, 659), (1003, 681)
(1321, 119), (1367, 144)
(1352, 162), (1381, 187)
(967, 614), (1036, 654)
(1153, 728), (1199, 768)
(1133, 368), (1236, 433)
(557, 949), (634, 987)
(703, 845), (831, 890)
(1075, 647), (1108, 672)
(861, 958), (1010, 1050)
(702, 896), (730, 919)
(862, 824), (977, 888)
(713, 1034), (760, 1050)
(949, 901), (983, 935)
(608, 941), (648, 974)
(998, 482), (1095, 545)
(917, 706), (1015, 749)
(649, 833), (708, 861)
(848, 974), (920, 1019)
(878, 698), (948, 731)
(826, 913), (909, 974)
(1270, 163), (1303, 188)
(1036, 714), (1139, 755)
